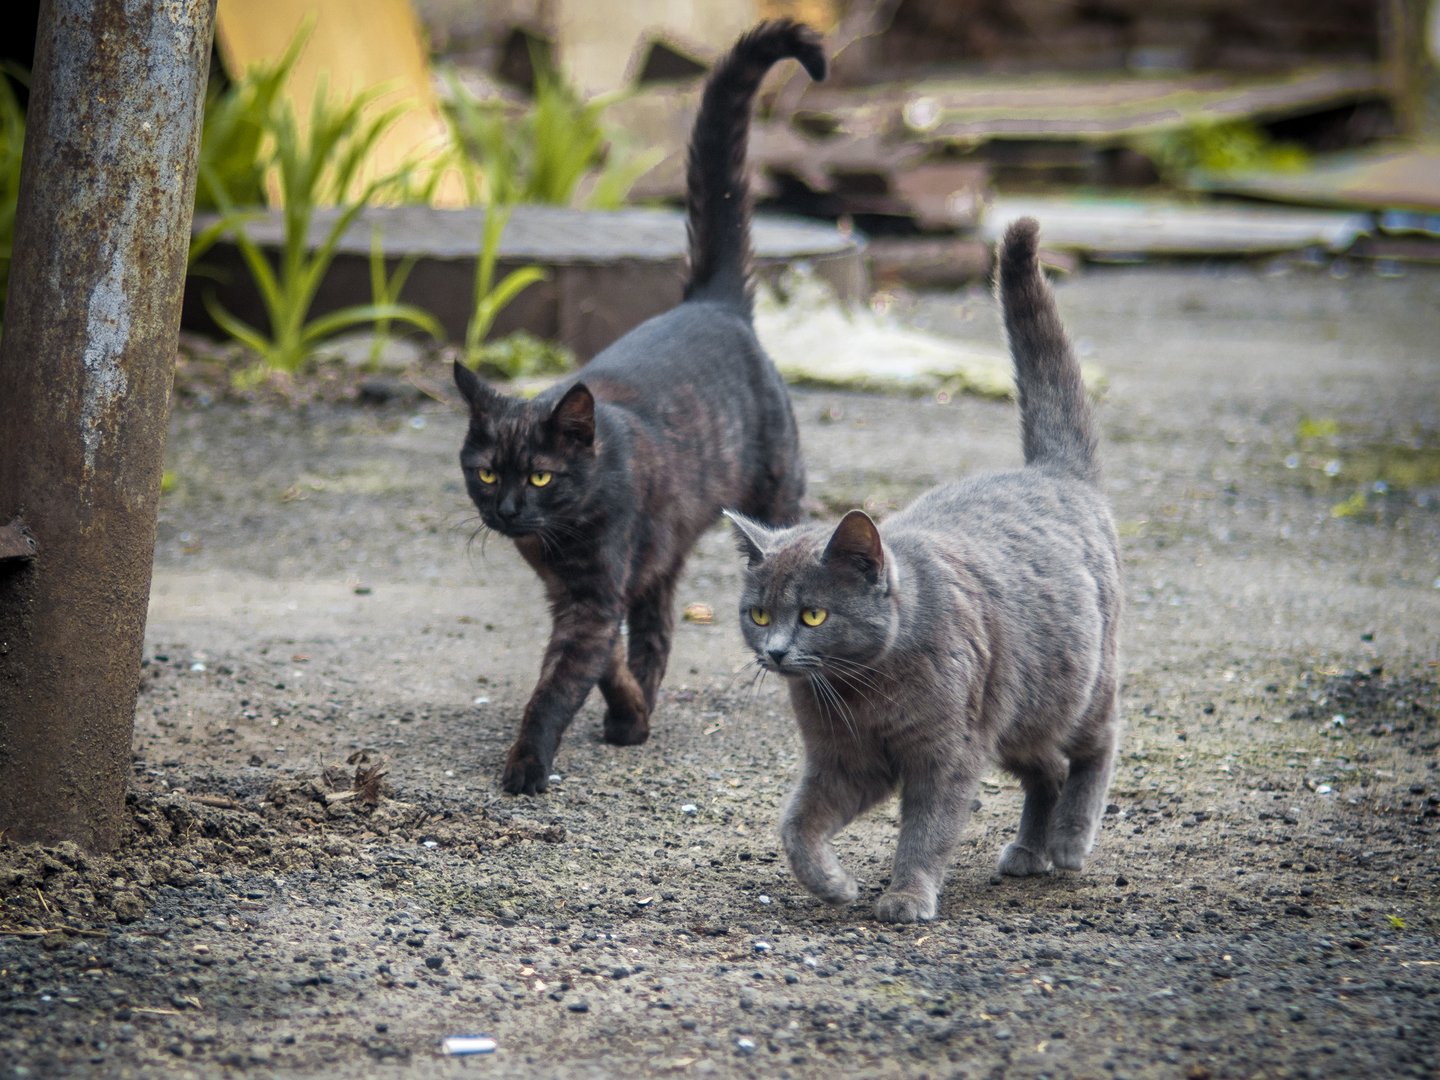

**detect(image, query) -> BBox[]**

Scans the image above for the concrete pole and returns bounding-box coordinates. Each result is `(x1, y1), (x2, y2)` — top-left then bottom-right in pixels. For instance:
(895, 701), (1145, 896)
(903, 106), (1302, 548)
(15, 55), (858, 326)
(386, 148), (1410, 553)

(0, 0), (217, 851)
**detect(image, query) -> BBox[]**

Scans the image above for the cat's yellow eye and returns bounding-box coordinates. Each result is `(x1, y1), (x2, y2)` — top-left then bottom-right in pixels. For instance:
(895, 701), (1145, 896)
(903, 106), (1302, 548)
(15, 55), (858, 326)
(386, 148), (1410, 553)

(529, 470), (553, 488)
(800, 608), (828, 627)
(749, 607), (771, 627)
(477, 467), (497, 485)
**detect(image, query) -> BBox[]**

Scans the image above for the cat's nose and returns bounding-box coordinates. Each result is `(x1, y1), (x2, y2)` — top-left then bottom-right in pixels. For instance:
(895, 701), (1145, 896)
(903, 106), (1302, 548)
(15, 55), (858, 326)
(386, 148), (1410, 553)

(767, 647), (788, 664)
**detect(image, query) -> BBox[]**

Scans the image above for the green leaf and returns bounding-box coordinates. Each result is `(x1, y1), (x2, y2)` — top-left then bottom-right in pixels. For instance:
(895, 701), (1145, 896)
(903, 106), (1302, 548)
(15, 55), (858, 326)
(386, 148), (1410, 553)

(300, 302), (443, 346)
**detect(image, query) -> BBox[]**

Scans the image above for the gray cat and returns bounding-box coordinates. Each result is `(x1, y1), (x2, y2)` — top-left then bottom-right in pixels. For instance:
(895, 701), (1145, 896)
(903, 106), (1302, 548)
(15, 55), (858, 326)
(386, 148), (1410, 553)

(726, 217), (1122, 923)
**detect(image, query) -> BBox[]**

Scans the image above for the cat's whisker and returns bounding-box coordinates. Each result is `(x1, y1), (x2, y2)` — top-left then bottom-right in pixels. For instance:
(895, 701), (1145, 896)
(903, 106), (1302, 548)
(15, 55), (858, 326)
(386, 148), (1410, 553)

(743, 665), (769, 710)
(820, 656), (899, 705)
(818, 671), (860, 740)
(464, 522), (494, 558)
(807, 670), (858, 742)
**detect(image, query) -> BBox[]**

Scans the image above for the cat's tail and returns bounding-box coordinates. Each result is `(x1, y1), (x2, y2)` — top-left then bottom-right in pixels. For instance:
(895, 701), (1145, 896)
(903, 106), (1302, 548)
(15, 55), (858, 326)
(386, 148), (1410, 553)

(997, 217), (1100, 484)
(683, 20), (827, 316)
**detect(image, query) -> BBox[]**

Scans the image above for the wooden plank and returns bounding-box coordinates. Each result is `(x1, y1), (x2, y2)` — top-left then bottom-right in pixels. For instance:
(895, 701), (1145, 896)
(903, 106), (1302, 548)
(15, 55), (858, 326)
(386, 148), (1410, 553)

(980, 195), (1371, 256)
(797, 64), (1390, 145)
(1189, 143), (1440, 213)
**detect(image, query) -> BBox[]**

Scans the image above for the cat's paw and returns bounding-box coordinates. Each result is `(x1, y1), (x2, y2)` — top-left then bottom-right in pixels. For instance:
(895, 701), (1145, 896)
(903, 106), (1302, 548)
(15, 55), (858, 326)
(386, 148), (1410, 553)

(998, 842), (1053, 877)
(809, 872), (859, 906)
(1046, 834), (1091, 872)
(789, 858), (859, 905)
(501, 744), (552, 796)
(602, 708), (651, 747)
(875, 889), (937, 924)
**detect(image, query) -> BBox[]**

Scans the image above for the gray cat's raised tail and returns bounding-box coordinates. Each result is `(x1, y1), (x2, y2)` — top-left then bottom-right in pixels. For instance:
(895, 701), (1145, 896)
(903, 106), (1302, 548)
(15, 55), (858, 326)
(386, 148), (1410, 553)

(683, 20), (826, 316)
(998, 218), (1100, 485)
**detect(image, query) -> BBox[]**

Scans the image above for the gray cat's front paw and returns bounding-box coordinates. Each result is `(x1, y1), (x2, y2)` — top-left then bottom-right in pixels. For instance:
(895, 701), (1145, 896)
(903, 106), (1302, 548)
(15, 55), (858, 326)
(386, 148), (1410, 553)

(805, 870), (859, 906)
(875, 889), (937, 923)
(1047, 834), (1091, 872)
(998, 842), (1052, 876)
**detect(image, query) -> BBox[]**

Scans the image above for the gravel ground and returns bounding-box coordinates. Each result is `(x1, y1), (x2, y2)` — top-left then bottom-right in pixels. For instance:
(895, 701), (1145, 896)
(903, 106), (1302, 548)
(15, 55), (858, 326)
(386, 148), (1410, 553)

(2, 260), (1438, 1078)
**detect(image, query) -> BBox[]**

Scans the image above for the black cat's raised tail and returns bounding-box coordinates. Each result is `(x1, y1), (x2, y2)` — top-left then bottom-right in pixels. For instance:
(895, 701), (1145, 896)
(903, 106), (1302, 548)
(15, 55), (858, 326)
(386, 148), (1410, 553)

(684, 20), (826, 314)
(998, 217), (1100, 485)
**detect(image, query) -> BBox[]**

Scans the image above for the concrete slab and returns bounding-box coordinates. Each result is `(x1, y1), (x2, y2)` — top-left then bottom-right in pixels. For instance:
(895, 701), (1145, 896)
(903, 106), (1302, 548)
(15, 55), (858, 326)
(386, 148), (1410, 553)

(185, 204), (866, 361)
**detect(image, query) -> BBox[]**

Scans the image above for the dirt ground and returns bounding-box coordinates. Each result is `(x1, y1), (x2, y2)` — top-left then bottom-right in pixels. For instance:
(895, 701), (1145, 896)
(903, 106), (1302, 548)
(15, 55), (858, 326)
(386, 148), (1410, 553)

(3, 259), (1439, 1078)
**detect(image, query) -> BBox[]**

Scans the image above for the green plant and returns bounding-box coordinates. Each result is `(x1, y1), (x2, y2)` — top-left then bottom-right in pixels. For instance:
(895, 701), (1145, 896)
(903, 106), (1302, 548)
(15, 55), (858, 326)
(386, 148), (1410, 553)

(468, 330), (574, 381)
(195, 32), (305, 213)
(1138, 120), (1308, 185)
(0, 68), (27, 328)
(365, 224), (425, 370)
(443, 61), (659, 209)
(203, 80), (442, 378)
(460, 204), (547, 371)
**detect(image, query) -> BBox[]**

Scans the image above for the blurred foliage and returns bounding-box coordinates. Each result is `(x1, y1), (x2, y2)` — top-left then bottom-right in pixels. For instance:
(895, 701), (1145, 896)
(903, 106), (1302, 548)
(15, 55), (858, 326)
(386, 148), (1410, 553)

(1289, 416), (1440, 521)
(201, 78), (442, 380)
(0, 37), (626, 369)
(365, 224), (426, 371)
(468, 330), (574, 381)
(459, 203), (547, 371)
(1138, 120), (1309, 185)
(443, 59), (660, 208)
(195, 33), (304, 213)
(0, 68), (27, 331)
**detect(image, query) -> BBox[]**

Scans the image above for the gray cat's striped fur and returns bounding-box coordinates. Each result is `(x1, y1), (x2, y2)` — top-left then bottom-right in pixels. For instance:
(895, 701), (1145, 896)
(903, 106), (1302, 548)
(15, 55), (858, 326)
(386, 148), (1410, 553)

(727, 218), (1122, 922)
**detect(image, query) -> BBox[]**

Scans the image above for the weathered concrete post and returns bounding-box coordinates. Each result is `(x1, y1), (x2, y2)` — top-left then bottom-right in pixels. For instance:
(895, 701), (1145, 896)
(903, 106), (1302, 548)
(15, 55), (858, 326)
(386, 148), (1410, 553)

(0, 0), (217, 850)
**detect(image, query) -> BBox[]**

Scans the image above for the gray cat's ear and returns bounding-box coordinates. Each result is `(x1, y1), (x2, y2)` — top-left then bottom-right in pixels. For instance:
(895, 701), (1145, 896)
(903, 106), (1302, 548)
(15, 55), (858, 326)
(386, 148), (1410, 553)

(549, 383), (596, 446)
(453, 359), (496, 411)
(723, 510), (770, 567)
(823, 509), (885, 585)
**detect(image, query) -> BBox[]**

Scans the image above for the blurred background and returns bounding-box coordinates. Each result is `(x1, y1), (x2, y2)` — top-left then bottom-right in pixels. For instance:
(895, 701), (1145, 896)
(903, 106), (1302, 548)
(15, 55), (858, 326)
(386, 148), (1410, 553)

(1, 0), (1436, 378)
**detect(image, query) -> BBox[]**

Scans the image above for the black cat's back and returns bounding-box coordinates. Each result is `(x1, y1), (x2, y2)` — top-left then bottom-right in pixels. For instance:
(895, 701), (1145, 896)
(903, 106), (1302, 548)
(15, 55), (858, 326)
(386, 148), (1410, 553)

(533, 19), (829, 527)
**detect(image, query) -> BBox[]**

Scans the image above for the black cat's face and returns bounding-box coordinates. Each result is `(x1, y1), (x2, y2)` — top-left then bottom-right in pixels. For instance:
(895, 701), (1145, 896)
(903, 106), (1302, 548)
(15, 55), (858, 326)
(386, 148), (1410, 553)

(455, 364), (597, 540)
(727, 510), (896, 677)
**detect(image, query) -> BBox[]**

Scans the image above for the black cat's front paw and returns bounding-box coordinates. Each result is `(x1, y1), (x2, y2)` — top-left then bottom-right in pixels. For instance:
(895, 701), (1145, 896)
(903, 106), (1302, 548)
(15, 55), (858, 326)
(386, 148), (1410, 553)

(603, 707), (651, 747)
(502, 743), (552, 795)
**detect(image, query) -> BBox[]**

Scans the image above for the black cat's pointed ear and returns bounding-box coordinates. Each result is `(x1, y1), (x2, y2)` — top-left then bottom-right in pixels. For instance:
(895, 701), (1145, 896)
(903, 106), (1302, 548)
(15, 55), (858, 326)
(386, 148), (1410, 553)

(453, 359), (495, 411)
(823, 509), (885, 584)
(548, 383), (595, 446)
(723, 510), (771, 568)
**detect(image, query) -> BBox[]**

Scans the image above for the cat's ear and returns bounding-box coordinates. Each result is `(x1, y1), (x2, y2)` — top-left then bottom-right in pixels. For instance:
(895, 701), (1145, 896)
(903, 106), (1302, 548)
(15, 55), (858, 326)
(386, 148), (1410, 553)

(548, 383), (596, 447)
(723, 510), (772, 567)
(453, 359), (496, 411)
(823, 509), (885, 585)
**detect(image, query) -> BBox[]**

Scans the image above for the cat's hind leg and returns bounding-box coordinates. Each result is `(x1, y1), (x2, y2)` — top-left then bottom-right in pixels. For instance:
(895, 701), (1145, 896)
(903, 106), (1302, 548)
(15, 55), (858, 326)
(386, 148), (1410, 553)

(598, 634), (649, 747)
(601, 575), (678, 745)
(1048, 690), (1120, 871)
(997, 753), (1067, 876)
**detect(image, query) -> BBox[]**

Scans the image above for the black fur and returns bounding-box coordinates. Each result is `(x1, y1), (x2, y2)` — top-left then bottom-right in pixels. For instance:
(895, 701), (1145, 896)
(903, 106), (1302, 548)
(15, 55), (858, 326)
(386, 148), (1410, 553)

(453, 21), (824, 795)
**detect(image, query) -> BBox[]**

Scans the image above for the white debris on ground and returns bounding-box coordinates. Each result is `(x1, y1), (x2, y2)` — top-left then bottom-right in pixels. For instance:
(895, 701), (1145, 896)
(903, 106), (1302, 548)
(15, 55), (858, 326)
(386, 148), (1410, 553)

(754, 266), (1014, 399)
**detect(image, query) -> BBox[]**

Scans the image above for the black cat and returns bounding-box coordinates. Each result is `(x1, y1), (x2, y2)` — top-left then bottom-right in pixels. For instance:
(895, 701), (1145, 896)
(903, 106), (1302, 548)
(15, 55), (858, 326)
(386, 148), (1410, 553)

(454, 21), (826, 794)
